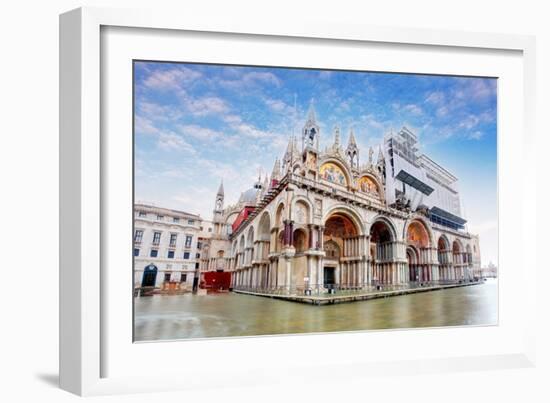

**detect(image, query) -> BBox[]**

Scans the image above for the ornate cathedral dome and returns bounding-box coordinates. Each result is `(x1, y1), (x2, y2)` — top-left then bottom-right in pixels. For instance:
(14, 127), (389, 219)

(239, 188), (258, 205)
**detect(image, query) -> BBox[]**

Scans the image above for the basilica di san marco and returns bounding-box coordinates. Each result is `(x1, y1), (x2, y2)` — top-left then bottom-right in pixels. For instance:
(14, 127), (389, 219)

(200, 105), (482, 303)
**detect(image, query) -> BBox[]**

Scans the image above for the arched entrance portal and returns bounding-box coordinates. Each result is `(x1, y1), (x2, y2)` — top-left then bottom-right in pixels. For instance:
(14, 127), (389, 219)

(370, 219), (399, 284)
(405, 220), (433, 283)
(452, 240), (464, 280)
(437, 236), (453, 281)
(406, 246), (419, 281)
(141, 264), (158, 288)
(323, 212), (362, 289)
(323, 240), (340, 287)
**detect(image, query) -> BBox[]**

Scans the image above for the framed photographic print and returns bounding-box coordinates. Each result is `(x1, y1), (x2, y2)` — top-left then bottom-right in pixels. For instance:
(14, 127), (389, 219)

(60, 6), (537, 396)
(132, 60), (497, 342)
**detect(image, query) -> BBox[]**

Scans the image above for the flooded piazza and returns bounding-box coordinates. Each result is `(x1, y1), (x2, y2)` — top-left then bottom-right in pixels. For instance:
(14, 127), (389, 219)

(134, 279), (497, 342)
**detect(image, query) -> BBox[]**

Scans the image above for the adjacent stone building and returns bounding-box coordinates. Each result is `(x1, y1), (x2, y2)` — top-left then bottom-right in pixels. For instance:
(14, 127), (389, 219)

(133, 203), (203, 292)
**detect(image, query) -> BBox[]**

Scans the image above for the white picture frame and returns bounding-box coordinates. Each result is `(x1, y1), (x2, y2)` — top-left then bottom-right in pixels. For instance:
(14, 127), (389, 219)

(59, 6), (537, 396)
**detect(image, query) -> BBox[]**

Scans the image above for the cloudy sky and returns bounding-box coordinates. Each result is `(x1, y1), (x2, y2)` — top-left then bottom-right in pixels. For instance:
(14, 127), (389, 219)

(134, 61), (497, 266)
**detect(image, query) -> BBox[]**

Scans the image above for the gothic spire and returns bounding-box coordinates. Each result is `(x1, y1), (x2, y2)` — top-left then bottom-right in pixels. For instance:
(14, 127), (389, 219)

(306, 98), (317, 124)
(214, 179), (225, 215)
(285, 135), (293, 155)
(377, 145), (385, 164)
(271, 157), (281, 181)
(347, 127), (357, 147)
(217, 180), (224, 196)
(346, 127), (359, 168)
(302, 99), (320, 151)
(284, 135), (296, 171)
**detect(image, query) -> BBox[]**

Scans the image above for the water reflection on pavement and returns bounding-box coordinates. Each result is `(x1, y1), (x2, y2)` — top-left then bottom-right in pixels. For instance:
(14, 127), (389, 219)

(134, 279), (497, 341)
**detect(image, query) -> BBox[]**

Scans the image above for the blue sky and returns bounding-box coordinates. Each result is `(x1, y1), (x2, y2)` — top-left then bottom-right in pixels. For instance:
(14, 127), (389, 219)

(134, 61), (497, 266)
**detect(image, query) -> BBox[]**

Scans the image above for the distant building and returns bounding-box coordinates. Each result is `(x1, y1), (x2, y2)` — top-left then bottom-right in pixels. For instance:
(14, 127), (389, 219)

(481, 261), (498, 278)
(133, 203), (202, 292)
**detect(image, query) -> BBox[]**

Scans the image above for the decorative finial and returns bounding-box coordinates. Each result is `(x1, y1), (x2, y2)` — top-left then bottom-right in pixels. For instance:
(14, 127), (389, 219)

(348, 127), (357, 146)
(334, 126), (340, 146)
(377, 145), (384, 164)
(306, 98), (317, 123)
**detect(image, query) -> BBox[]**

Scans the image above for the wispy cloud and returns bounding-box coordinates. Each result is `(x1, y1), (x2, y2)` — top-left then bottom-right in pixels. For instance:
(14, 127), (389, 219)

(180, 95), (230, 116)
(264, 98), (294, 114)
(157, 132), (196, 153)
(217, 71), (282, 91)
(142, 66), (202, 90)
(135, 115), (161, 136)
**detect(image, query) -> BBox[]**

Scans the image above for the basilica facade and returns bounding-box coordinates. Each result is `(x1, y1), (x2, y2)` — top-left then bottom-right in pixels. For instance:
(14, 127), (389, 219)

(202, 105), (481, 294)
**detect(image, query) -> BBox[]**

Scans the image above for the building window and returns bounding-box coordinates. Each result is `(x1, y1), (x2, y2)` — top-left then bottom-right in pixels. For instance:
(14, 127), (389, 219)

(150, 249), (158, 258)
(157, 214), (164, 220)
(188, 219), (195, 225)
(169, 233), (177, 247)
(167, 250), (175, 259)
(195, 262), (200, 269)
(134, 229), (143, 243)
(134, 248), (140, 257)
(164, 272), (171, 282)
(138, 211), (146, 217)
(185, 235), (193, 248)
(173, 217), (180, 223)
(197, 241), (202, 250)
(208, 228), (212, 232)
(183, 252), (190, 260)
(196, 253), (200, 259)
(152, 231), (161, 245)
(180, 274), (187, 283)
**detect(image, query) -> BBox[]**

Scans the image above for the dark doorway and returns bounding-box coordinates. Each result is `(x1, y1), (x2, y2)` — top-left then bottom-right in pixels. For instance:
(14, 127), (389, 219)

(141, 264), (158, 287)
(323, 267), (336, 288)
